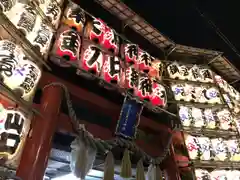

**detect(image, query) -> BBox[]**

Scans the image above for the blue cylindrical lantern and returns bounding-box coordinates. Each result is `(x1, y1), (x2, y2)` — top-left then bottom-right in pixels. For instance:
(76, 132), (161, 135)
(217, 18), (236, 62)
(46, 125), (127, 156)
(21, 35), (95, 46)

(115, 97), (143, 139)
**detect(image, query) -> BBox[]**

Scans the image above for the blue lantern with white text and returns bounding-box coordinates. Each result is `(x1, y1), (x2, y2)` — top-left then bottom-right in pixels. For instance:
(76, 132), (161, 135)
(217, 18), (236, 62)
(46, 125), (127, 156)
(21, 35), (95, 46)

(115, 97), (143, 139)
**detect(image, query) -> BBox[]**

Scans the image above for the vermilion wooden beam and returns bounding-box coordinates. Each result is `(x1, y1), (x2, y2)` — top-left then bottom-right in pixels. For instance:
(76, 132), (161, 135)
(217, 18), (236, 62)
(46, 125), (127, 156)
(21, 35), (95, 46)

(38, 72), (171, 134)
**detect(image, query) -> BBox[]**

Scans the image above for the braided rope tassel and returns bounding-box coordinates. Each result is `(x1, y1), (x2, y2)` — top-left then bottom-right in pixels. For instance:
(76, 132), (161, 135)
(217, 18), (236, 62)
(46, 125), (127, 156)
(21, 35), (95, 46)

(120, 149), (132, 178)
(136, 159), (145, 180)
(103, 151), (114, 180)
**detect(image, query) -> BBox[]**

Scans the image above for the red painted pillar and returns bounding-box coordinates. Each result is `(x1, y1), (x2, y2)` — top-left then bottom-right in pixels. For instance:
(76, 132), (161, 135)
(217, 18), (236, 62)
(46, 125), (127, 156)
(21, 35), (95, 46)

(16, 85), (63, 180)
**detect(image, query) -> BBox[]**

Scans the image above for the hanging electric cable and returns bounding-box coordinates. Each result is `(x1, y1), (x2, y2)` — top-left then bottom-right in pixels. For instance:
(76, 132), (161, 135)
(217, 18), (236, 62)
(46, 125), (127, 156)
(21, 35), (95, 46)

(194, 5), (240, 58)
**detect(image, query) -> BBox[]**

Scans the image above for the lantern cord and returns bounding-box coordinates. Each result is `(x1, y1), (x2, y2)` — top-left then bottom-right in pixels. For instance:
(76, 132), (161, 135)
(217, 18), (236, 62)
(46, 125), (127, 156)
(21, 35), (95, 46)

(43, 82), (176, 165)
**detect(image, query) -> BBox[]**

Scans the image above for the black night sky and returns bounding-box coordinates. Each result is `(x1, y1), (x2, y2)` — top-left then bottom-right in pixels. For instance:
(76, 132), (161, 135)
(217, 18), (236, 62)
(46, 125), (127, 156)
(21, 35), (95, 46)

(80, 0), (240, 75)
(124, 0), (240, 69)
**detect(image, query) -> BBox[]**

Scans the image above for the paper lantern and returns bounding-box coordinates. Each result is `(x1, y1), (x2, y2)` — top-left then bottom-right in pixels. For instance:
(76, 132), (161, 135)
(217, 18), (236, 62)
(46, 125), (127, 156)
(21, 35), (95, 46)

(202, 87), (222, 104)
(134, 74), (152, 101)
(101, 55), (122, 84)
(211, 170), (228, 180)
(191, 107), (204, 128)
(122, 43), (138, 66)
(184, 134), (199, 160)
(216, 109), (233, 130)
(137, 49), (154, 73)
(226, 139), (240, 161)
(171, 83), (185, 101)
(184, 84), (197, 102)
(62, 2), (86, 33)
(85, 18), (106, 44)
(115, 97), (143, 139)
(51, 25), (81, 67)
(148, 60), (163, 81)
(120, 66), (139, 92)
(189, 65), (201, 81)
(40, 0), (61, 28)
(0, 0), (16, 12)
(203, 108), (216, 129)
(167, 62), (180, 79)
(178, 65), (190, 80)
(0, 102), (31, 167)
(150, 81), (167, 107)
(0, 40), (41, 101)
(27, 16), (53, 56)
(211, 138), (228, 161)
(200, 69), (213, 83)
(195, 169), (211, 180)
(179, 106), (192, 127)
(7, 3), (37, 37)
(79, 41), (104, 76)
(197, 137), (211, 160)
(101, 26), (119, 54)
(228, 171), (240, 180)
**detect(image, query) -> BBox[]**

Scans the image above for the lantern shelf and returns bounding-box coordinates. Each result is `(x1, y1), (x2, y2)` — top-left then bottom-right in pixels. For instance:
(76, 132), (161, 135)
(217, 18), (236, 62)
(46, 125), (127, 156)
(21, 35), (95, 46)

(192, 160), (240, 169)
(0, 11), (50, 70)
(183, 126), (238, 138)
(162, 77), (216, 87)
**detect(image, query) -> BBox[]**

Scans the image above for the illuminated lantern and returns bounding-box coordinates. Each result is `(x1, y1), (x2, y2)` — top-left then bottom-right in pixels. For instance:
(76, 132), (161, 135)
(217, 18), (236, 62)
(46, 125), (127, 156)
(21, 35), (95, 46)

(137, 49), (154, 73)
(85, 18), (106, 44)
(120, 66), (139, 93)
(3, 58), (41, 101)
(101, 26), (119, 54)
(216, 109), (232, 130)
(79, 41), (104, 76)
(101, 55), (121, 84)
(184, 84), (197, 102)
(0, 0), (16, 12)
(167, 62), (180, 79)
(122, 43), (138, 66)
(228, 171), (240, 180)
(115, 97), (143, 139)
(0, 104), (31, 167)
(200, 68), (213, 83)
(202, 87), (222, 104)
(211, 138), (228, 161)
(8, 3), (37, 36)
(171, 83), (185, 101)
(214, 75), (228, 92)
(179, 106), (192, 127)
(62, 2), (86, 33)
(211, 170), (228, 179)
(27, 16), (53, 56)
(41, 0), (61, 28)
(189, 65), (201, 82)
(226, 139), (240, 161)
(197, 137), (211, 160)
(148, 60), (163, 81)
(184, 134), (199, 160)
(134, 74), (152, 101)
(178, 65), (190, 80)
(191, 107), (204, 128)
(204, 108), (216, 129)
(195, 169), (212, 180)
(150, 82), (167, 107)
(51, 25), (81, 67)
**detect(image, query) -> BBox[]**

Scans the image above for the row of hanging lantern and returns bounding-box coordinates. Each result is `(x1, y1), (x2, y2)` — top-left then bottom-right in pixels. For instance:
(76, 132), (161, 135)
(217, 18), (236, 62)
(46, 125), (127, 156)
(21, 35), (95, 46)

(1, 0), (63, 58)
(185, 134), (240, 162)
(179, 106), (235, 130)
(195, 169), (240, 180)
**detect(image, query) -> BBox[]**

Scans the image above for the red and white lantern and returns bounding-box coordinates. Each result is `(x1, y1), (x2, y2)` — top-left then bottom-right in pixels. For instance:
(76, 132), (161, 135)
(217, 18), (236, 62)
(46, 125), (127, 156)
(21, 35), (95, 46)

(85, 18), (106, 44)
(122, 43), (138, 66)
(51, 25), (81, 67)
(137, 49), (154, 73)
(120, 67), (139, 92)
(79, 41), (104, 76)
(134, 74), (152, 101)
(62, 1), (86, 33)
(150, 82), (167, 107)
(101, 25), (119, 54)
(148, 60), (163, 81)
(101, 55), (121, 84)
